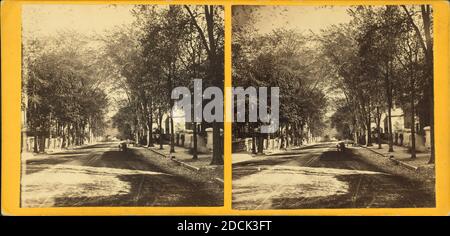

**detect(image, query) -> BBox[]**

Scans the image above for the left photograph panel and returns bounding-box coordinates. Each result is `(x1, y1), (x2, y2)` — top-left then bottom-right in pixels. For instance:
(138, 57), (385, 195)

(21, 4), (224, 207)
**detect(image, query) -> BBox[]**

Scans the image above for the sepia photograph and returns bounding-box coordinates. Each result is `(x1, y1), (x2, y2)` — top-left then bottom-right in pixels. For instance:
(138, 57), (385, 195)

(231, 5), (436, 209)
(20, 4), (224, 207)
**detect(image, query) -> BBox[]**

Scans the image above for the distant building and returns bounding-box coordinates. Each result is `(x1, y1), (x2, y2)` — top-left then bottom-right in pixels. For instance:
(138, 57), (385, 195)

(370, 106), (419, 135)
(370, 106), (428, 151)
(154, 108), (186, 134)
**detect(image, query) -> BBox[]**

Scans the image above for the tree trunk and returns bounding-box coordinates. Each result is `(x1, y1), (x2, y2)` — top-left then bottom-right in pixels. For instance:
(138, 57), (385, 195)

(39, 135), (45, 153)
(67, 125), (72, 147)
(367, 109), (372, 147)
(81, 123), (85, 145)
(300, 124), (305, 146)
(257, 131), (264, 154)
(48, 114), (52, 143)
(68, 126), (72, 147)
(402, 5), (433, 162)
(285, 124), (291, 148)
(185, 5), (222, 165)
(410, 103), (416, 159)
(251, 134), (257, 154)
(147, 104), (153, 147)
(135, 108), (140, 145)
(252, 124), (257, 154)
(158, 108), (163, 150)
(33, 134), (38, 153)
(422, 6), (435, 164)
(135, 129), (139, 145)
(387, 104), (393, 152)
(192, 122), (198, 159)
(61, 124), (66, 149)
(170, 112), (175, 153)
(411, 76), (417, 159)
(67, 126), (71, 147)
(74, 123), (78, 146)
(376, 107), (382, 149)
(210, 121), (223, 165)
(146, 126), (151, 147)
(377, 124), (381, 149)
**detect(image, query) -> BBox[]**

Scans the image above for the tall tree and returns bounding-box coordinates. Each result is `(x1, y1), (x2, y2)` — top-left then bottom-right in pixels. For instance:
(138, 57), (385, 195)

(185, 5), (224, 165)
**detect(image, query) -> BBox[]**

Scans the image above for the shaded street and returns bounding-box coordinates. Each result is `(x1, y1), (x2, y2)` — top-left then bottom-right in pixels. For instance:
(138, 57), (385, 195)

(232, 143), (435, 209)
(22, 142), (223, 207)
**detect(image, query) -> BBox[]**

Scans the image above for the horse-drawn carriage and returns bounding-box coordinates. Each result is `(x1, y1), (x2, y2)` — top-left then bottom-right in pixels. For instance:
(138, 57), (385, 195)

(336, 141), (346, 152)
(118, 141), (129, 152)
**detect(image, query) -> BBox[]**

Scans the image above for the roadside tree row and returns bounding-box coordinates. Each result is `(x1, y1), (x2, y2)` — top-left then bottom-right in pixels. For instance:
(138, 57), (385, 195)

(106, 5), (224, 164)
(324, 5), (433, 162)
(232, 8), (329, 152)
(23, 32), (108, 153)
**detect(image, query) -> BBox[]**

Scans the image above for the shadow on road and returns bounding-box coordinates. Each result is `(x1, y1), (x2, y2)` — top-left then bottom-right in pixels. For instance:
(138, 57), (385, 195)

(232, 146), (436, 209)
(293, 142), (337, 150)
(23, 143), (224, 207)
(76, 142), (115, 149)
(319, 151), (357, 162)
(93, 150), (167, 173)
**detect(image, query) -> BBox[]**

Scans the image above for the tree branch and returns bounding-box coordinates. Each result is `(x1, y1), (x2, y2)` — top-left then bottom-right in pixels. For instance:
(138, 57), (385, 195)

(401, 5), (428, 53)
(184, 5), (211, 57)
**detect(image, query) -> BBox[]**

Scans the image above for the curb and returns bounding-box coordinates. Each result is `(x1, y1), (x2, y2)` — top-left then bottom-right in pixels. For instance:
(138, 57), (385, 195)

(356, 145), (420, 171)
(350, 147), (435, 187)
(148, 147), (168, 158)
(23, 142), (101, 159)
(171, 158), (201, 171)
(264, 143), (319, 156)
(144, 147), (224, 185)
(363, 146), (388, 157)
(147, 148), (201, 171)
(388, 157), (419, 171)
(214, 177), (224, 186)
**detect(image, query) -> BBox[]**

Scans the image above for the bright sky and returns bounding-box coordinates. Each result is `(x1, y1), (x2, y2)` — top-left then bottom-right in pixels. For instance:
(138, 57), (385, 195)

(242, 6), (352, 34)
(22, 4), (134, 37)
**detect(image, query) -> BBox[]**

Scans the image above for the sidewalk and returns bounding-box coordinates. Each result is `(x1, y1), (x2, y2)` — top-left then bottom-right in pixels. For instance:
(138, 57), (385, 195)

(232, 153), (255, 164)
(145, 144), (223, 182)
(21, 142), (107, 161)
(350, 144), (435, 186)
(364, 144), (432, 168)
(232, 142), (323, 164)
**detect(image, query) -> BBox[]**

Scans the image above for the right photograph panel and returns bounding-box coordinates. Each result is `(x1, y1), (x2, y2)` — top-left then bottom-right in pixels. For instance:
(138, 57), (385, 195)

(231, 5), (435, 210)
